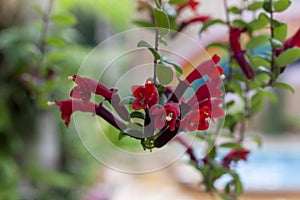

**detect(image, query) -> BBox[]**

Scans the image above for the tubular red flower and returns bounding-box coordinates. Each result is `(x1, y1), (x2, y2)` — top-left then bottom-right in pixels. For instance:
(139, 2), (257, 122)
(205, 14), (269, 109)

(54, 99), (97, 127)
(151, 102), (180, 131)
(222, 149), (250, 170)
(131, 78), (159, 110)
(177, 0), (200, 13)
(233, 52), (255, 80)
(229, 27), (255, 80)
(229, 27), (242, 52)
(182, 106), (211, 131)
(69, 75), (113, 102)
(284, 27), (300, 48)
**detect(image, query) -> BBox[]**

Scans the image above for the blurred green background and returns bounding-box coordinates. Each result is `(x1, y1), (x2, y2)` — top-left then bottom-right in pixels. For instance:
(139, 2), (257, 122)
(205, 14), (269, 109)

(0, 0), (135, 199)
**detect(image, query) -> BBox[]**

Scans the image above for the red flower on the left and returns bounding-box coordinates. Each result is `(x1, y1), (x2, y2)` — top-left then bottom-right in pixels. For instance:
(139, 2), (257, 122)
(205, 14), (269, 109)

(51, 99), (97, 127)
(69, 75), (113, 103)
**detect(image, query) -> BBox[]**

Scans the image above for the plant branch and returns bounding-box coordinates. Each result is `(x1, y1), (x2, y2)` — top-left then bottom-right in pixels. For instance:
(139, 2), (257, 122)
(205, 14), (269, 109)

(154, 28), (159, 84)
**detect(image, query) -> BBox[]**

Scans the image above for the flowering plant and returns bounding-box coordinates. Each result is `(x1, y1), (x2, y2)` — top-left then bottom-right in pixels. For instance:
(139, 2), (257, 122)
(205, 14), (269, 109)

(49, 0), (300, 199)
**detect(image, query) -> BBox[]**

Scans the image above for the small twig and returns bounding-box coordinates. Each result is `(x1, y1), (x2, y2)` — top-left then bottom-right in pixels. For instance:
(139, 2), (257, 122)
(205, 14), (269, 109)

(154, 28), (159, 84)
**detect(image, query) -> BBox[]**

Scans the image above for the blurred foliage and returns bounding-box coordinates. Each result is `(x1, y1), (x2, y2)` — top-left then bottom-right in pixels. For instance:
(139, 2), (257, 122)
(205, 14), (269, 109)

(0, 0), (135, 199)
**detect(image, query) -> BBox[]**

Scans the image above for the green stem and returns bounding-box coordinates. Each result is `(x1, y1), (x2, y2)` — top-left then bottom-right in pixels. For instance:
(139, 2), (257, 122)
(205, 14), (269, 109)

(39, 0), (54, 66)
(153, 28), (159, 84)
(223, 0), (233, 81)
(270, 0), (276, 82)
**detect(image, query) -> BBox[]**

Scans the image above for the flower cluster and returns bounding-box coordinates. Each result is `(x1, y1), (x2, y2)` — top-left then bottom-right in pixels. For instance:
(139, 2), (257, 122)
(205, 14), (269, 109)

(50, 55), (224, 150)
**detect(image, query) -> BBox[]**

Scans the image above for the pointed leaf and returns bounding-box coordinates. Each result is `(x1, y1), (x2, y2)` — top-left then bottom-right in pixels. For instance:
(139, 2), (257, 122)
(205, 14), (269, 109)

(275, 48), (300, 66)
(161, 56), (183, 75)
(274, 0), (291, 12)
(199, 19), (226, 34)
(153, 8), (170, 36)
(137, 40), (161, 59)
(274, 82), (295, 93)
(156, 63), (174, 85)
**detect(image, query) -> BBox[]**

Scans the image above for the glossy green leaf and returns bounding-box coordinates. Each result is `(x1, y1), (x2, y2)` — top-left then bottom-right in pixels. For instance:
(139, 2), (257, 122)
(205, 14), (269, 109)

(153, 8), (170, 36)
(130, 111), (145, 119)
(249, 13), (269, 31)
(274, 0), (291, 12)
(169, 0), (186, 4)
(156, 63), (174, 85)
(274, 23), (287, 42)
(46, 36), (66, 47)
(231, 172), (243, 196)
(262, 90), (278, 103)
(45, 52), (66, 62)
(247, 1), (264, 11)
(248, 135), (263, 148)
(51, 14), (77, 26)
(119, 96), (135, 106)
(246, 34), (270, 49)
(263, 0), (272, 12)
(275, 48), (300, 66)
(220, 142), (244, 150)
(270, 38), (283, 48)
(251, 91), (265, 115)
(228, 6), (241, 14)
(161, 56), (183, 75)
(274, 82), (295, 93)
(137, 40), (161, 59)
(233, 19), (249, 30)
(251, 56), (270, 68)
(206, 42), (229, 50)
(199, 19), (226, 34)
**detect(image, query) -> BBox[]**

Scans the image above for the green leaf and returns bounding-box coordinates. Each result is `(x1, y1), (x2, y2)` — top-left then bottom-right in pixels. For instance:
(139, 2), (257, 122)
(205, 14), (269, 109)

(161, 56), (183, 75)
(251, 56), (270, 68)
(247, 1), (264, 11)
(206, 42), (229, 50)
(274, 0), (291, 12)
(51, 14), (77, 26)
(137, 40), (161, 59)
(274, 23), (287, 42)
(46, 36), (66, 47)
(248, 135), (263, 148)
(130, 111), (145, 119)
(270, 38), (283, 48)
(153, 8), (170, 36)
(156, 63), (174, 85)
(169, 0), (186, 4)
(263, 0), (272, 12)
(119, 96), (135, 106)
(275, 48), (300, 66)
(246, 34), (270, 49)
(251, 91), (265, 115)
(45, 52), (66, 62)
(233, 19), (249, 30)
(220, 142), (244, 150)
(274, 82), (295, 93)
(33, 5), (45, 16)
(249, 13), (269, 31)
(199, 19), (226, 34)
(231, 172), (243, 196)
(262, 90), (278, 103)
(228, 6), (241, 14)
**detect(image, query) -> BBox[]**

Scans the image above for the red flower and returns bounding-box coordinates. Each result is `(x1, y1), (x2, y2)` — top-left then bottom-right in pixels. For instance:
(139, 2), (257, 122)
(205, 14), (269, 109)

(151, 102), (180, 131)
(177, 0), (200, 13)
(182, 106), (211, 131)
(284, 27), (300, 48)
(222, 149), (250, 170)
(131, 78), (158, 110)
(69, 75), (113, 102)
(176, 15), (210, 33)
(229, 27), (255, 80)
(51, 99), (97, 127)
